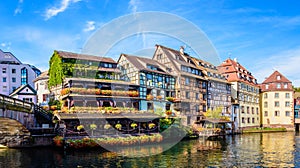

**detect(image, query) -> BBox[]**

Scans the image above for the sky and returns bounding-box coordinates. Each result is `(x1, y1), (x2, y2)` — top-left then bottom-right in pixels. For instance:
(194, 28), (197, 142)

(1, 0), (300, 86)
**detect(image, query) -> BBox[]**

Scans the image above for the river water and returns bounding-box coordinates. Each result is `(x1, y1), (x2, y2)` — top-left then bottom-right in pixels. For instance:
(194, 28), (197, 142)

(1, 132), (300, 167)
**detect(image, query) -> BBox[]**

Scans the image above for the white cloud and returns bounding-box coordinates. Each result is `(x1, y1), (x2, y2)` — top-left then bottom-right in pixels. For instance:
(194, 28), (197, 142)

(83, 21), (96, 32)
(44, 0), (81, 20)
(1, 42), (12, 50)
(253, 47), (300, 86)
(14, 0), (24, 15)
(128, 0), (138, 13)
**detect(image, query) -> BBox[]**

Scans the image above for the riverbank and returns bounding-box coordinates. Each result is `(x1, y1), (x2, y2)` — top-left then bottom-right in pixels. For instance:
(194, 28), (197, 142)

(242, 127), (288, 133)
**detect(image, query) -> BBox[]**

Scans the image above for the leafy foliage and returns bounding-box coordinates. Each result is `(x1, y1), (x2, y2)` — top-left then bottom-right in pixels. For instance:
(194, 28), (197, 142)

(293, 86), (300, 92)
(204, 106), (230, 121)
(48, 51), (64, 89)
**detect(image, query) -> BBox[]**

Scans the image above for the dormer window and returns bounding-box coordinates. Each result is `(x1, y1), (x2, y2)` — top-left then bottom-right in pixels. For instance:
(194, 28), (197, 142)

(265, 84), (269, 89)
(277, 75), (281, 80)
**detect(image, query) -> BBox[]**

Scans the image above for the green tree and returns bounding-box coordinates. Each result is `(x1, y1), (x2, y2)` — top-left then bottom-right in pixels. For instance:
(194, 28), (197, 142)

(204, 106), (230, 121)
(48, 51), (64, 89)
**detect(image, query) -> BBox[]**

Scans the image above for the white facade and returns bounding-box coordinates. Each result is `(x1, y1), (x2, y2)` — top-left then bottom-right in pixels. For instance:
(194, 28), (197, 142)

(10, 84), (37, 103)
(0, 49), (41, 95)
(34, 71), (50, 106)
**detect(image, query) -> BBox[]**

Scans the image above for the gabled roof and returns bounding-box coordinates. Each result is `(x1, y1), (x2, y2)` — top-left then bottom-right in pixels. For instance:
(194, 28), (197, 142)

(189, 57), (229, 84)
(219, 58), (257, 86)
(33, 71), (49, 82)
(55, 50), (116, 63)
(0, 49), (22, 64)
(154, 44), (199, 70)
(120, 54), (172, 75)
(262, 70), (291, 84)
(9, 84), (36, 96)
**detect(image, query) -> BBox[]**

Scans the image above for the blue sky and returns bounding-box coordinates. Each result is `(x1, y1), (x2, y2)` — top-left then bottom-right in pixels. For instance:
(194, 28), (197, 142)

(1, 0), (300, 86)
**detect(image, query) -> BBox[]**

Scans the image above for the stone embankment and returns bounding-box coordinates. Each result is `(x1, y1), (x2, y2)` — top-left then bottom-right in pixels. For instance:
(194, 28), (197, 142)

(0, 118), (31, 147)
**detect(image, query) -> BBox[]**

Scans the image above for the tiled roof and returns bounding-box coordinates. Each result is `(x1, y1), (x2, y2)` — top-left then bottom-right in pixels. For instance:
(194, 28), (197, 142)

(219, 58), (257, 86)
(33, 71), (49, 82)
(189, 57), (229, 84)
(262, 70), (291, 84)
(121, 54), (172, 75)
(260, 70), (293, 92)
(56, 50), (116, 63)
(155, 45), (198, 70)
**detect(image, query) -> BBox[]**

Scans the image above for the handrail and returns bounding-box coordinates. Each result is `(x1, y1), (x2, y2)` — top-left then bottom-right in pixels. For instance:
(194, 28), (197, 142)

(0, 93), (33, 113)
(34, 105), (53, 121)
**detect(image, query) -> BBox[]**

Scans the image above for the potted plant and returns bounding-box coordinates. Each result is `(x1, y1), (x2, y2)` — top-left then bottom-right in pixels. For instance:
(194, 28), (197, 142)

(148, 123), (156, 129)
(146, 95), (154, 100)
(166, 110), (172, 115)
(130, 123), (138, 129)
(157, 95), (162, 100)
(115, 123), (122, 130)
(104, 123), (111, 129)
(89, 124), (97, 136)
(77, 125), (84, 132)
(53, 136), (64, 147)
(166, 97), (174, 102)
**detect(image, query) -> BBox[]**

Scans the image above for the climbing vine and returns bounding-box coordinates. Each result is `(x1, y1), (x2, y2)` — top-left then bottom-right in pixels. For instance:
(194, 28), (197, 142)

(48, 51), (64, 89)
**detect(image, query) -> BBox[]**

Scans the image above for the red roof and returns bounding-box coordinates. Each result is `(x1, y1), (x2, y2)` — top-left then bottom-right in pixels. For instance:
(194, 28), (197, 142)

(262, 70), (291, 84)
(219, 58), (258, 86)
(260, 70), (293, 92)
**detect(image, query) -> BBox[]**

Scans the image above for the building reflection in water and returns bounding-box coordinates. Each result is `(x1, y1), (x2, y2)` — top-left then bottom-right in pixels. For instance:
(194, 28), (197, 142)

(0, 132), (300, 167)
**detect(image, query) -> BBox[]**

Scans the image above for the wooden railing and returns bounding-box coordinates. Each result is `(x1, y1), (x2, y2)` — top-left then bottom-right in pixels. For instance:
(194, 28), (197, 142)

(0, 94), (34, 113)
(0, 93), (53, 121)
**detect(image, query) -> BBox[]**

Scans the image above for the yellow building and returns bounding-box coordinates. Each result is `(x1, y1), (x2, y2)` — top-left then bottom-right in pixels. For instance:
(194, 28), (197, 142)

(260, 71), (294, 130)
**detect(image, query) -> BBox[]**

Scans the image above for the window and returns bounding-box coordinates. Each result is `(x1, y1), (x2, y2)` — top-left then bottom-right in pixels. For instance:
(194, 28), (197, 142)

(256, 108), (259, 115)
(264, 93), (268, 98)
(242, 117), (245, 123)
(277, 83), (281, 89)
(2, 77), (6, 82)
(247, 106), (250, 114)
(2, 68), (6, 73)
(285, 101), (290, 107)
(3, 86), (7, 92)
(251, 107), (254, 114)
(275, 93), (279, 98)
(241, 106), (245, 113)
(12, 77), (16, 83)
(12, 87), (16, 91)
(12, 69), (16, 73)
(252, 118), (255, 123)
(286, 111), (290, 117)
(247, 118), (250, 123)
(264, 111), (268, 116)
(265, 84), (269, 89)
(185, 77), (190, 85)
(275, 110), (280, 116)
(264, 102), (268, 108)
(195, 105), (199, 112)
(196, 93), (199, 100)
(23, 98), (33, 102)
(277, 75), (281, 80)
(286, 93), (290, 98)
(275, 101), (280, 107)
(21, 68), (28, 85)
(186, 92), (190, 99)
(284, 83), (288, 89)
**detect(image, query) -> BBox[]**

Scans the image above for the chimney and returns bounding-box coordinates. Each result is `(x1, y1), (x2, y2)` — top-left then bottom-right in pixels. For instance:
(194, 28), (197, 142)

(180, 46), (185, 55)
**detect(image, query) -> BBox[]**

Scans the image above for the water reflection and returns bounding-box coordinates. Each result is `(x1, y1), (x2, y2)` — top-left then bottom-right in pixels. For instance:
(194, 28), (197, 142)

(1, 132), (300, 167)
